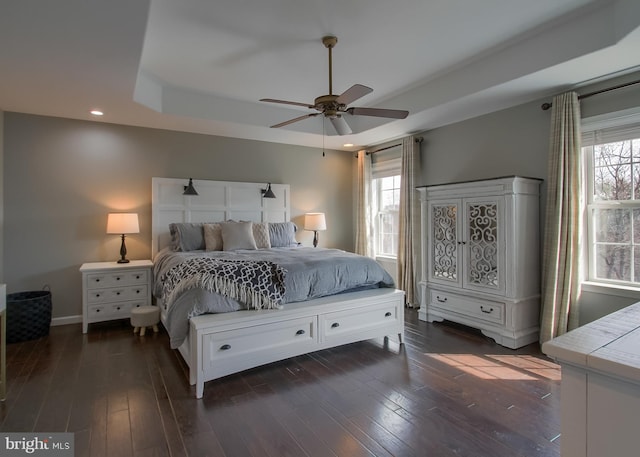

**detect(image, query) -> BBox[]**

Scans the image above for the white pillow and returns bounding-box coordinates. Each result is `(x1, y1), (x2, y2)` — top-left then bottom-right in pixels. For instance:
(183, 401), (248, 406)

(252, 222), (271, 249)
(221, 221), (257, 251)
(204, 223), (223, 251)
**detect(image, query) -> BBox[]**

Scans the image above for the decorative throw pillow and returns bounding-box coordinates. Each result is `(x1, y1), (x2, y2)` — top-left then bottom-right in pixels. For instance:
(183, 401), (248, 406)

(203, 223), (223, 251)
(220, 221), (257, 251)
(252, 222), (271, 249)
(268, 221), (298, 247)
(169, 222), (205, 251)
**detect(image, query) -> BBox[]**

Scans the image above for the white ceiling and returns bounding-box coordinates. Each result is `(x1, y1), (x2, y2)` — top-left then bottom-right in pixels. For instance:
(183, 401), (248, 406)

(1, 0), (639, 151)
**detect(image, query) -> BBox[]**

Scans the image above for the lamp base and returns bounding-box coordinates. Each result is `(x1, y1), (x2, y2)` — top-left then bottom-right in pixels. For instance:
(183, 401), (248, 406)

(118, 234), (130, 263)
(313, 231), (319, 248)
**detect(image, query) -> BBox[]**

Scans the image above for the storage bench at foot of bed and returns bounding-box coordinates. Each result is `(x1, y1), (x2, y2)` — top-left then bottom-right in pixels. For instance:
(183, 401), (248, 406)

(189, 288), (405, 398)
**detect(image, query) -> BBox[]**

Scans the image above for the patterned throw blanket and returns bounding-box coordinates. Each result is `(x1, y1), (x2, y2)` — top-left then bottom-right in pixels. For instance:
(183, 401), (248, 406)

(161, 257), (287, 311)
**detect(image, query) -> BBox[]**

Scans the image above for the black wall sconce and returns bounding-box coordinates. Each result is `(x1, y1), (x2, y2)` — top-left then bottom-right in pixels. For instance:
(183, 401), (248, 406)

(183, 178), (198, 196)
(261, 183), (276, 198)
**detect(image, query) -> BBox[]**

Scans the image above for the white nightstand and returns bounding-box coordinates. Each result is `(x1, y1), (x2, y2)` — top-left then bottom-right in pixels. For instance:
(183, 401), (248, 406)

(80, 260), (153, 333)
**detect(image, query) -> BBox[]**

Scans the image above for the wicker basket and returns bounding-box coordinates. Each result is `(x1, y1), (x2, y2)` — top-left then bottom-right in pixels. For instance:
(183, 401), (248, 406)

(6, 289), (52, 343)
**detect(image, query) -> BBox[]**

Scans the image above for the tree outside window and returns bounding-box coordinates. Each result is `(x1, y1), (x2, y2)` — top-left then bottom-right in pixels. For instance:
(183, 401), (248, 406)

(588, 138), (640, 284)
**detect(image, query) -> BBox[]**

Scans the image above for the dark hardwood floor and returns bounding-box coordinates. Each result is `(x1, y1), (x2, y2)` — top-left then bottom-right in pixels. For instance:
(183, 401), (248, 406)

(0, 309), (561, 457)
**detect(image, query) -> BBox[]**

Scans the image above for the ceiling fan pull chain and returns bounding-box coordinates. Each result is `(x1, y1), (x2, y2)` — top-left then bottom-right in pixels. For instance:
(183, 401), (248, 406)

(322, 117), (326, 157)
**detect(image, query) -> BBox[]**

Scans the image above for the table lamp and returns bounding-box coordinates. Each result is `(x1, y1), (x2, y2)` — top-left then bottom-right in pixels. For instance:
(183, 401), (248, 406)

(304, 212), (326, 248)
(107, 213), (139, 263)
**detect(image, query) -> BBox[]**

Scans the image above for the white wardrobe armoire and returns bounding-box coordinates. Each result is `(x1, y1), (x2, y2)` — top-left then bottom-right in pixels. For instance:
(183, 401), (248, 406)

(417, 176), (542, 349)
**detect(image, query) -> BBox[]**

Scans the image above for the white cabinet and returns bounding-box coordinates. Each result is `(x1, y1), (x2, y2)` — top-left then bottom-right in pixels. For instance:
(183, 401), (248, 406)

(417, 176), (542, 348)
(80, 260), (153, 333)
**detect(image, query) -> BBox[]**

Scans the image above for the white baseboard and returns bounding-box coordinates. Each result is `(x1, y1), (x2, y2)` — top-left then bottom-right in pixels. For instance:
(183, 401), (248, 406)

(51, 315), (82, 326)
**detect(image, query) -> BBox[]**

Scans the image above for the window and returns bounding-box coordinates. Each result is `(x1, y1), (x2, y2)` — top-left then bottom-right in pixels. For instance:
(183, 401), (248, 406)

(373, 175), (401, 257)
(370, 148), (401, 259)
(583, 110), (640, 286)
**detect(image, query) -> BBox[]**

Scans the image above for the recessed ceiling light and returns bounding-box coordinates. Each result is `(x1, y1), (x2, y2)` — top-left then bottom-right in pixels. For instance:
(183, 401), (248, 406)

(90, 110), (104, 116)
(343, 143), (354, 147)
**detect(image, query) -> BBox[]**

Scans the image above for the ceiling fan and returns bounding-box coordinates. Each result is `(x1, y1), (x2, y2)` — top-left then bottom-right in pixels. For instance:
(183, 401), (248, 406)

(260, 36), (409, 136)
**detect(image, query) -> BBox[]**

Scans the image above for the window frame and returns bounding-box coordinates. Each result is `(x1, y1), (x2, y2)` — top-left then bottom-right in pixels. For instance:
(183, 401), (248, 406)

(582, 107), (640, 291)
(370, 150), (401, 260)
(373, 174), (401, 259)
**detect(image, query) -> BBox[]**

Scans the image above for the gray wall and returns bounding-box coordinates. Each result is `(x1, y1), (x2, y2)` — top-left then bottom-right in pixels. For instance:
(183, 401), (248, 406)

(416, 70), (640, 325)
(0, 110), (3, 284)
(3, 113), (354, 320)
(3, 71), (639, 326)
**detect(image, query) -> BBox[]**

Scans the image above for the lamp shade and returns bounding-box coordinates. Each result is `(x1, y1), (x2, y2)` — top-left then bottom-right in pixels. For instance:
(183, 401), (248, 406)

(262, 183), (276, 199)
(183, 178), (198, 196)
(107, 213), (140, 234)
(304, 213), (326, 231)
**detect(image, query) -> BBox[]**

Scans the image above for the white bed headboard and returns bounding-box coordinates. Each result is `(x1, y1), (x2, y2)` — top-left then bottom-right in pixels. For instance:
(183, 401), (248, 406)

(152, 178), (291, 257)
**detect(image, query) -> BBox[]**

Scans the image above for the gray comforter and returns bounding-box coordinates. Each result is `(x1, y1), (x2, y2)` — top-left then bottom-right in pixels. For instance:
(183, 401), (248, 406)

(153, 247), (395, 348)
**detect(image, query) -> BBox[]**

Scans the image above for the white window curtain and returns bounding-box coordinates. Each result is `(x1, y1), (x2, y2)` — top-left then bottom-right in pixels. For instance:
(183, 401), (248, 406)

(355, 150), (374, 257)
(397, 136), (421, 307)
(540, 91), (582, 344)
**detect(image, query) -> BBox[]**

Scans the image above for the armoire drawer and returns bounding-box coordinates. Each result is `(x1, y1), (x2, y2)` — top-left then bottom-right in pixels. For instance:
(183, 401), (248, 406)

(429, 289), (505, 325)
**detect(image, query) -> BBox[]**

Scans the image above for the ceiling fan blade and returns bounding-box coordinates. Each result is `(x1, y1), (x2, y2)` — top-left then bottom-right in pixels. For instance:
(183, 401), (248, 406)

(270, 113), (320, 128)
(347, 107), (409, 119)
(336, 84), (373, 105)
(260, 98), (315, 109)
(329, 116), (352, 135)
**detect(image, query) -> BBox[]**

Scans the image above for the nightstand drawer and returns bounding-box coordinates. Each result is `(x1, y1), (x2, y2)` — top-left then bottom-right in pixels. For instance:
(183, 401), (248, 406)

(87, 284), (149, 304)
(88, 300), (147, 319)
(86, 269), (149, 289)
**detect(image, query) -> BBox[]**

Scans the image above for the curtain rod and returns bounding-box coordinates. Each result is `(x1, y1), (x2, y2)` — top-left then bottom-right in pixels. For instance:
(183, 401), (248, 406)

(366, 137), (423, 155)
(541, 78), (640, 110)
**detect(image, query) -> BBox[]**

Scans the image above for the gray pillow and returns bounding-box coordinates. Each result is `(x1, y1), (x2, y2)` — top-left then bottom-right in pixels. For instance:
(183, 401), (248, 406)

(169, 223), (205, 251)
(221, 221), (257, 251)
(269, 221), (298, 247)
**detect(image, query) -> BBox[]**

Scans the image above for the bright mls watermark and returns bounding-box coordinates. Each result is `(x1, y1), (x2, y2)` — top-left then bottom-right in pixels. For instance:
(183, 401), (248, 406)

(1, 433), (73, 456)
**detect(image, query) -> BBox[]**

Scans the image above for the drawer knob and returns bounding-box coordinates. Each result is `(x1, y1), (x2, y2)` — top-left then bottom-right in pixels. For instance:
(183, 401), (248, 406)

(116, 306), (121, 310)
(95, 279), (100, 282)
(116, 277), (121, 281)
(296, 329), (305, 335)
(436, 296), (447, 303)
(136, 290), (140, 294)
(116, 292), (121, 295)
(331, 322), (340, 328)
(220, 344), (231, 351)
(385, 312), (392, 317)
(135, 275), (140, 279)
(96, 294), (100, 297)
(480, 306), (494, 314)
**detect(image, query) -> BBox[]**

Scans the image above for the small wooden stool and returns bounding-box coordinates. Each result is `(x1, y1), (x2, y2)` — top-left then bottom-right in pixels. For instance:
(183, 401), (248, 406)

(130, 306), (160, 336)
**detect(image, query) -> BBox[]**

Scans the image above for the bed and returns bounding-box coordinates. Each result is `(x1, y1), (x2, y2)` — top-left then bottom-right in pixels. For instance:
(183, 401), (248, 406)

(152, 177), (405, 398)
